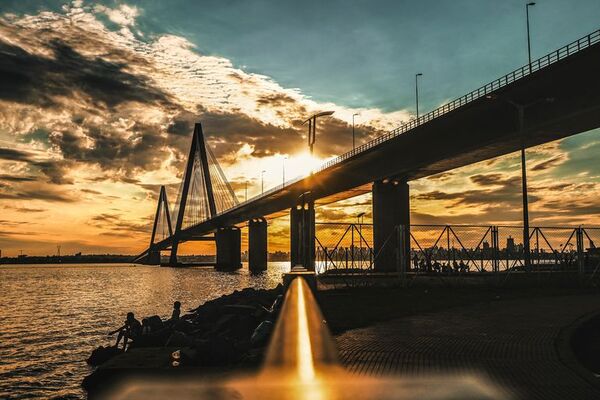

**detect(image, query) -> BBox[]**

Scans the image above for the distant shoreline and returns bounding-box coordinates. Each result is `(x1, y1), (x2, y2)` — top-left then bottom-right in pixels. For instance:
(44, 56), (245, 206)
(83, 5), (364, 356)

(0, 254), (291, 265)
(0, 255), (136, 265)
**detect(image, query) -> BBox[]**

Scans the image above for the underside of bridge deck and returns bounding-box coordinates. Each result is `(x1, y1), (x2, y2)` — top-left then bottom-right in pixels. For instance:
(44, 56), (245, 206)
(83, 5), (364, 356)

(138, 31), (600, 270)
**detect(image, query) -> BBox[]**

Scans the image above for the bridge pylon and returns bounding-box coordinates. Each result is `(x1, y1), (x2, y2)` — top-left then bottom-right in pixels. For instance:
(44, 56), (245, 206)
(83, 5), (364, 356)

(144, 185), (173, 265)
(169, 123), (217, 265)
(161, 122), (240, 267)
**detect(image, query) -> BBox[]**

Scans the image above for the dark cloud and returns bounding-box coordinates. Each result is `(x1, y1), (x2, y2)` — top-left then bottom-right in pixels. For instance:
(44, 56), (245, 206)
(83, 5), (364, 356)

(0, 147), (30, 162)
(256, 93), (298, 108)
(426, 171), (455, 181)
(49, 123), (168, 174)
(316, 207), (353, 222)
(11, 207), (46, 213)
(88, 212), (151, 234)
(470, 173), (512, 186)
(531, 155), (565, 171)
(0, 38), (173, 110)
(80, 189), (102, 195)
(0, 147), (72, 184)
(0, 174), (37, 182)
(413, 190), (464, 201)
(194, 109), (303, 158)
(0, 187), (74, 202)
(172, 108), (385, 161)
(415, 173), (535, 209)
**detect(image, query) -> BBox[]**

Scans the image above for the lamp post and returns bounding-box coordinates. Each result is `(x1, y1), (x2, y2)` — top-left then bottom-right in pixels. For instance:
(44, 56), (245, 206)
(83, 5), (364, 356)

(303, 111), (335, 158)
(261, 170), (266, 194)
(352, 113), (359, 150)
(486, 94), (553, 270)
(526, 2), (536, 73)
(357, 212), (365, 265)
(282, 155), (288, 186)
(415, 73), (423, 119)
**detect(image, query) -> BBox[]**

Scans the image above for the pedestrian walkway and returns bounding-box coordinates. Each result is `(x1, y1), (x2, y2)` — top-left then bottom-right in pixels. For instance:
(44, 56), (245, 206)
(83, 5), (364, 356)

(336, 294), (600, 400)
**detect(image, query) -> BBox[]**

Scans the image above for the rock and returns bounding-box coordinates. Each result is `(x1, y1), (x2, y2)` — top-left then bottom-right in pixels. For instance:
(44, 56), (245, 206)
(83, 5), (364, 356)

(172, 319), (195, 333)
(194, 336), (238, 365)
(222, 304), (258, 315)
(146, 315), (164, 331)
(165, 331), (194, 347)
(87, 345), (121, 366)
(251, 320), (274, 346)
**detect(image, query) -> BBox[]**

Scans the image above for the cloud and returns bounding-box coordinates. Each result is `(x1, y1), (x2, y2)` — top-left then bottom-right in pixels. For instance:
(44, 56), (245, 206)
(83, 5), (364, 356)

(0, 146), (72, 184)
(0, 185), (75, 202)
(470, 173), (507, 186)
(0, 38), (171, 110)
(531, 155), (566, 171)
(88, 212), (151, 235)
(94, 4), (140, 27)
(0, 147), (30, 162)
(0, 174), (37, 182)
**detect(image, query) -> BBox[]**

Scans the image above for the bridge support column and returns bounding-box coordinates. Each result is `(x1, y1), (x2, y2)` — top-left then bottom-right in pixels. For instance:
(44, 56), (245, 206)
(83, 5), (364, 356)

(289, 204), (315, 270)
(290, 207), (301, 267)
(373, 179), (410, 272)
(215, 227), (242, 271)
(248, 218), (268, 273)
(146, 248), (161, 265)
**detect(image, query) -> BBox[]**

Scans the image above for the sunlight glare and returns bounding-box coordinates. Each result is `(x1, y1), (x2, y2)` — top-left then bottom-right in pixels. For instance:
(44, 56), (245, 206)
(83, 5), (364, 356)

(296, 279), (315, 383)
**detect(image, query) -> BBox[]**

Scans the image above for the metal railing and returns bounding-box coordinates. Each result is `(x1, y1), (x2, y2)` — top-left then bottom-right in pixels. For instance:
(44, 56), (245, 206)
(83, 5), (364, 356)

(314, 222), (374, 274)
(315, 223), (600, 276)
(215, 28), (600, 222)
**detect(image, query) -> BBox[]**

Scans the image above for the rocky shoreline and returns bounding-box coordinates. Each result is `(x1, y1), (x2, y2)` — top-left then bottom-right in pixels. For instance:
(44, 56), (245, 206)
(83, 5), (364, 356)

(83, 285), (284, 396)
(83, 282), (600, 397)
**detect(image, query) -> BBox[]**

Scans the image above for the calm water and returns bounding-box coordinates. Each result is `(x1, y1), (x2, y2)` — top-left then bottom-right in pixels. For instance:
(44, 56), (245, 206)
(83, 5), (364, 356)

(0, 262), (289, 399)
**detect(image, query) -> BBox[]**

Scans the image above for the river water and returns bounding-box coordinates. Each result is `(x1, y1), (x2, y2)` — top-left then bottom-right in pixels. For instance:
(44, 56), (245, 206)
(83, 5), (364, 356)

(0, 263), (289, 399)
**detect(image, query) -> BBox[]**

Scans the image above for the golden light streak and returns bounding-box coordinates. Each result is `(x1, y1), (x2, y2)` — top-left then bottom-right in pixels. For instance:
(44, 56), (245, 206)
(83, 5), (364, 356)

(295, 279), (315, 383)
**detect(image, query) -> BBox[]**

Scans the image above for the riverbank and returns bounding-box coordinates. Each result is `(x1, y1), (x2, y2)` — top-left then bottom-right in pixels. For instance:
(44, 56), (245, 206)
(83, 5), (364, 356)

(83, 283), (600, 398)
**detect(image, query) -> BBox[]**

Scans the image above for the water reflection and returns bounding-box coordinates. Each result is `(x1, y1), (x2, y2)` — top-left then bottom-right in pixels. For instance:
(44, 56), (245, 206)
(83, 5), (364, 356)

(0, 262), (288, 399)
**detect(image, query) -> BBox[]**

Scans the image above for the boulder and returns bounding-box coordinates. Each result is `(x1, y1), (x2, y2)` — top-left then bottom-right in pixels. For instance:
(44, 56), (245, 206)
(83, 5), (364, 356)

(250, 320), (274, 346)
(86, 345), (121, 366)
(165, 331), (194, 347)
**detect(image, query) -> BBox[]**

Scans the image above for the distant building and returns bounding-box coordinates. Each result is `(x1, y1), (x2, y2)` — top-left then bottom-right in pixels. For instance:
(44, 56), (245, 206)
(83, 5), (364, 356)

(507, 236), (515, 253)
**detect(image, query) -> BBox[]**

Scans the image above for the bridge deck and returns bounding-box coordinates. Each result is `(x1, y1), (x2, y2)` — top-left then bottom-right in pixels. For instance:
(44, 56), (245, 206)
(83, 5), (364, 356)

(144, 29), (600, 256)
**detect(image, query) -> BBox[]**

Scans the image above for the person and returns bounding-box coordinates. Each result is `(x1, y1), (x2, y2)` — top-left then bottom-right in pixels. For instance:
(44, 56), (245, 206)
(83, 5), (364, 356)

(109, 312), (141, 351)
(170, 301), (181, 321)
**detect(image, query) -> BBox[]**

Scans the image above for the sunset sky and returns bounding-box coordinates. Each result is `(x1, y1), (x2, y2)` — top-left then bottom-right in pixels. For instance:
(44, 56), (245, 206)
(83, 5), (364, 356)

(0, 0), (599, 256)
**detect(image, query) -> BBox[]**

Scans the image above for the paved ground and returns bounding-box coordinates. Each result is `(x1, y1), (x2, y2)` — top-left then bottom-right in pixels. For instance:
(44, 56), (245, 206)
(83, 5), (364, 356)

(335, 294), (600, 400)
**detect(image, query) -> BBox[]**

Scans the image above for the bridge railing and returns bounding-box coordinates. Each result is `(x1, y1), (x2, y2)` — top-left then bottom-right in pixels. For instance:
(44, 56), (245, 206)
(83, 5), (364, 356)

(315, 223), (600, 276)
(216, 28), (600, 221)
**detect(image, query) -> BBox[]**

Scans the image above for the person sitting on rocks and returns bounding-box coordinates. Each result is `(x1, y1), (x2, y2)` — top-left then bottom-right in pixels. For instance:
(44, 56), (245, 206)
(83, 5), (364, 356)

(170, 301), (181, 321)
(109, 312), (141, 351)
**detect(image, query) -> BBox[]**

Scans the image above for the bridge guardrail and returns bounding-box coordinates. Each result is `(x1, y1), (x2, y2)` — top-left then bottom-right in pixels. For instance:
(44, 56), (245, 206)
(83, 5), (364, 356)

(217, 28), (600, 220)
(315, 223), (600, 277)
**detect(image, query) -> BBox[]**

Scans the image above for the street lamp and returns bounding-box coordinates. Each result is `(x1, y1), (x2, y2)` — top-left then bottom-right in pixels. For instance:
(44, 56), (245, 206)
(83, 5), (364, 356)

(352, 113), (359, 150)
(303, 111), (335, 158)
(261, 170), (266, 194)
(526, 2), (536, 73)
(415, 73), (423, 119)
(282, 155), (288, 186)
(486, 94), (554, 269)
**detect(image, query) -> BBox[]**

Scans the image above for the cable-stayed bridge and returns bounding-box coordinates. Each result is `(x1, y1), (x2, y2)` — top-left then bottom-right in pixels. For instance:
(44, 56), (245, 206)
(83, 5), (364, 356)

(136, 28), (600, 272)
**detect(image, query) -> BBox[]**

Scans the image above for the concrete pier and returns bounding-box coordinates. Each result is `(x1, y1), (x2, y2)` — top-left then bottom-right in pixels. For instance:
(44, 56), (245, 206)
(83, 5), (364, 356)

(146, 248), (161, 265)
(289, 204), (315, 270)
(248, 217), (267, 273)
(372, 179), (410, 272)
(215, 227), (241, 270)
